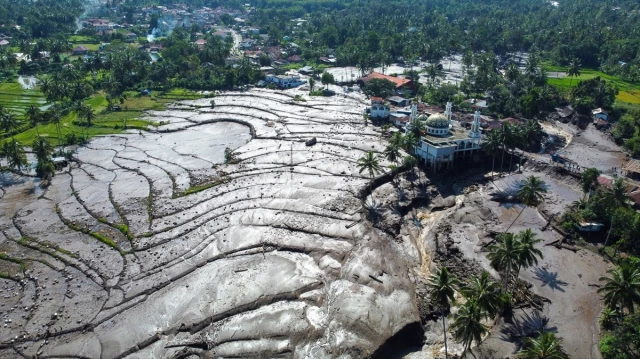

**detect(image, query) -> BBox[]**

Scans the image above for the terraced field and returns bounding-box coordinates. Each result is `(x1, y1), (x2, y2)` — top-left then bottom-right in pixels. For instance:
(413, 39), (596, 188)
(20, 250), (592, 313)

(0, 90), (419, 358)
(0, 81), (47, 116)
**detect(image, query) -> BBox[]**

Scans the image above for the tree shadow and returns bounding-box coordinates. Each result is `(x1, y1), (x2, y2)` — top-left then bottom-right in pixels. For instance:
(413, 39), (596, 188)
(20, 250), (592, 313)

(363, 199), (382, 224)
(533, 267), (568, 292)
(499, 310), (557, 352)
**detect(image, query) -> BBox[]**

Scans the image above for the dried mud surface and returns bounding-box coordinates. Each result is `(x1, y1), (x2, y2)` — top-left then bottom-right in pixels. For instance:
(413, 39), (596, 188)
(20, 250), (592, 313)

(0, 90), (419, 358)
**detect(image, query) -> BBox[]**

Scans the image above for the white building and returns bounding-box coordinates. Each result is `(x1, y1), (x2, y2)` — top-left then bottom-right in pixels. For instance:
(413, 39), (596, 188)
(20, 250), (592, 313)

(265, 74), (305, 88)
(413, 102), (483, 171)
(369, 97), (389, 119)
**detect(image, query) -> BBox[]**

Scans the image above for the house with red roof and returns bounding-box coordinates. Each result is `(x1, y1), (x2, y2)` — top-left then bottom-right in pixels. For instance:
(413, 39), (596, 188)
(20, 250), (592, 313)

(194, 38), (207, 49)
(359, 72), (414, 94)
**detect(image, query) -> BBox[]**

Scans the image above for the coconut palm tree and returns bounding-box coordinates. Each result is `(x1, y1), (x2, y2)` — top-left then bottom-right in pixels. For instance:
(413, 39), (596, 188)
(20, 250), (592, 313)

(518, 332), (567, 359)
(384, 144), (401, 182)
(488, 232), (520, 290)
(506, 176), (547, 232)
(598, 263), (640, 315)
(357, 151), (381, 180)
(32, 136), (53, 163)
(32, 136), (54, 179)
(407, 118), (425, 138)
(483, 130), (502, 180)
(25, 105), (42, 136)
(84, 108), (96, 127)
(1, 109), (20, 138)
(451, 299), (488, 355)
(461, 271), (505, 318)
(607, 178), (629, 210)
(567, 58), (581, 86)
(427, 267), (460, 359)
(580, 168), (601, 197)
(516, 229), (544, 275)
(384, 144), (401, 165)
(390, 131), (404, 148)
(505, 62), (520, 84)
(404, 132), (418, 155)
(1, 139), (28, 172)
(47, 109), (63, 147)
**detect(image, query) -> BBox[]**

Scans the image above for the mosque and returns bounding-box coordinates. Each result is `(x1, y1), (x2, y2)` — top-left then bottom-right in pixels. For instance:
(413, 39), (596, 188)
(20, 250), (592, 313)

(410, 102), (483, 171)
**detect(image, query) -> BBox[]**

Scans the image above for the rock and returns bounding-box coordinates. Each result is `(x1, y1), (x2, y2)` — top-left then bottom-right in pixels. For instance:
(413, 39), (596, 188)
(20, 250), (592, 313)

(305, 137), (317, 146)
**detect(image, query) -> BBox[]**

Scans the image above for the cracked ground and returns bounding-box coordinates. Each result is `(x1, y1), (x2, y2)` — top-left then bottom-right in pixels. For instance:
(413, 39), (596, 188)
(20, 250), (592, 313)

(0, 90), (419, 358)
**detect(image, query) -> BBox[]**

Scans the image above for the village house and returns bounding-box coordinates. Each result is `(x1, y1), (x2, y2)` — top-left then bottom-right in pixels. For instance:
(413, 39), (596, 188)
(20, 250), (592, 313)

(592, 108), (609, 122)
(387, 96), (411, 107)
(212, 30), (230, 39)
(360, 72), (414, 95)
(265, 74), (305, 88)
(194, 39), (207, 49)
(73, 45), (89, 55)
(0, 39), (8, 47)
(239, 39), (254, 49)
(369, 97), (390, 119)
(126, 32), (138, 43)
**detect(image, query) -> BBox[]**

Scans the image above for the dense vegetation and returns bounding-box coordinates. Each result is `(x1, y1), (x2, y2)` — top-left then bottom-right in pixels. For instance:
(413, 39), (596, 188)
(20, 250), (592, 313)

(0, 0), (84, 38)
(252, 0), (640, 79)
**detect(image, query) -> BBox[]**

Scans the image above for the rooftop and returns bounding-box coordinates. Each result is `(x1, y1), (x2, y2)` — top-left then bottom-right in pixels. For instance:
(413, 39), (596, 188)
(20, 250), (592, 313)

(422, 126), (473, 146)
(624, 159), (640, 174)
(361, 72), (412, 88)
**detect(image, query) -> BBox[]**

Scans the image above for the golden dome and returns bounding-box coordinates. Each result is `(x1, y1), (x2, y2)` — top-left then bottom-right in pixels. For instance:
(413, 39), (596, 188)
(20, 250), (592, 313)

(425, 113), (449, 128)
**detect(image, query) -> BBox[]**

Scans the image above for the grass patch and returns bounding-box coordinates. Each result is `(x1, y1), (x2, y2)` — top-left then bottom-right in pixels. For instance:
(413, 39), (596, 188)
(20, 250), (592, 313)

(89, 231), (120, 252)
(2, 84), (203, 145)
(544, 65), (640, 104)
(616, 90), (640, 104)
(69, 35), (100, 44)
(0, 253), (25, 271)
(175, 177), (230, 198)
(18, 236), (77, 258)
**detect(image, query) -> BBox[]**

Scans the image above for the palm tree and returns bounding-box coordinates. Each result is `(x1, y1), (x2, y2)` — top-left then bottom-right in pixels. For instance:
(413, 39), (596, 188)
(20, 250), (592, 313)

(384, 144), (401, 183)
(308, 78), (315, 93)
(404, 132), (418, 155)
(84, 108), (96, 127)
(461, 271), (505, 318)
(483, 130), (502, 180)
(598, 263), (640, 315)
(427, 267), (460, 359)
(580, 168), (601, 197)
(505, 62), (520, 83)
(567, 58), (581, 86)
(1, 109), (20, 138)
(488, 232), (520, 290)
(407, 118), (425, 138)
(357, 151), (381, 180)
(607, 178), (629, 209)
(32, 136), (54, 179)
(451, 299), (488, 355)
(384, 144), (401, 165)
(32, 136), (53, 163)
(25, 105), (42, 136)
(390, 131), (404, 148)
(518, 332), (567, 359)
(516, 229), (544, 276)
(47, 109), (63, 147)
(506, 176), (547, 232)
(1, 139), (28, 172)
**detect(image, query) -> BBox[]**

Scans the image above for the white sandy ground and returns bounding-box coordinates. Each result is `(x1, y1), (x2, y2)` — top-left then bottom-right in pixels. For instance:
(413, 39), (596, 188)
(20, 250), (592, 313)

(0, 89), (422, 358)
(0, 86), (620, 358)
(402, 122), (621, 359)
